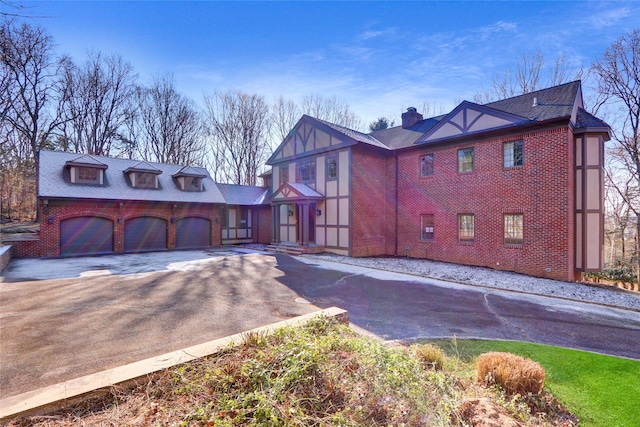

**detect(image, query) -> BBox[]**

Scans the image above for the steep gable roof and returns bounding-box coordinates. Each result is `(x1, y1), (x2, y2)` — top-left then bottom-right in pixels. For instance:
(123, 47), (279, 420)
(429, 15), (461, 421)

(415, 101), (529, 145)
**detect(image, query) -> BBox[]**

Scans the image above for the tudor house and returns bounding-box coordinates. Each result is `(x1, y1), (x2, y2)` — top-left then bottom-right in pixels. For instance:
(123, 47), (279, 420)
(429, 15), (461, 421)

(13, 80), (608, 283)
(266, 81), (610, 282)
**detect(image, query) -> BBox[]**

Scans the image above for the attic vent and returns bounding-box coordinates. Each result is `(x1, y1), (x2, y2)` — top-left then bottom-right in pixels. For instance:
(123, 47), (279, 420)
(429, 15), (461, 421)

(532, 97), (538, 107)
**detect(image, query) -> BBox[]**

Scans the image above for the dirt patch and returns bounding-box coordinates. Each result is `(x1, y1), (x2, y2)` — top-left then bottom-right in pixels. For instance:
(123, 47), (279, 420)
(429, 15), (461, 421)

(461, 398), (523, 426)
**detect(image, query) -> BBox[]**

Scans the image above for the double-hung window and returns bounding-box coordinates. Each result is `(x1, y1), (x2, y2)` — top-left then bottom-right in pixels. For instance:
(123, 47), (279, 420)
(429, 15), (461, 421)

(297, 161), (315, 182)
(504, 140), (524, 168)
(458, 214), (475, 242)
(458, 148), (474, 173)
(504, 213), (524, 245)
(420, 214), (434, 241)
(420, 154), (434, 177)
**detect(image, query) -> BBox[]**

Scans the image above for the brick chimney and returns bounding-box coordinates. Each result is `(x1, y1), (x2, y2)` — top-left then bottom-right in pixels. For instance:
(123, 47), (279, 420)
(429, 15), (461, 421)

(402, 107), (423, 128)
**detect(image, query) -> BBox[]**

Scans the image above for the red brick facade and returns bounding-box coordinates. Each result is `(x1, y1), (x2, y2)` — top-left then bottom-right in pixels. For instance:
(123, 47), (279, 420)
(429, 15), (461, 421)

(391, 126), (575, 281)
(351, 145), (388, 257)
(38, 199), (223, 258)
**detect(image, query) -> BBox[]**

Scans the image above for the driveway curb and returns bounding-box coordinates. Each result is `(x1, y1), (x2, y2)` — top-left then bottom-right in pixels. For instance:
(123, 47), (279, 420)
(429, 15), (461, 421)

(0, 306), (348, 421)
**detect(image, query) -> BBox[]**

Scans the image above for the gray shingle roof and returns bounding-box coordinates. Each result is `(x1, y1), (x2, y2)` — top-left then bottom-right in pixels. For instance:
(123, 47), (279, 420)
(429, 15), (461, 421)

(39, 150), (225, 204)
(484, 80), (581, 121)
(313, 116), (388, 149)
(576, 108), (610, 129)
(307, 81), (599, 151)
(217, 183), (271, 205)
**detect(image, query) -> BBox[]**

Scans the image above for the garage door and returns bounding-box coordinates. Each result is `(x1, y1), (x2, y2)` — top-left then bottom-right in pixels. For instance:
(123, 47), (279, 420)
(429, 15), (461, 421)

(124, 217), (167, 252)
(60, 217), (114, 256)
(176, 217), (211, 249)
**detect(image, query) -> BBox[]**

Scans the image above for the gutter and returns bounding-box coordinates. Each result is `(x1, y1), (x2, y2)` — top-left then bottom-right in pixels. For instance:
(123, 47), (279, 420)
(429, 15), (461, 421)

(394, 152), (399, 256)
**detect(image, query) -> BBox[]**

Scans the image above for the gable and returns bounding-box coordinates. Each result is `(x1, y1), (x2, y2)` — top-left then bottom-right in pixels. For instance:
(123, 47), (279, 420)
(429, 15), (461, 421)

(270, 182), (323, 201)
(267, 116), (355, 164)
(415, 102), (529, 145)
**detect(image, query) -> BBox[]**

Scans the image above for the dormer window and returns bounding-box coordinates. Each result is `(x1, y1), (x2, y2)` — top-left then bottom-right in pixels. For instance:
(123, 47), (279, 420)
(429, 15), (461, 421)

(172, 165), (207, 192)
(124, 161), (162, 189)
(77, 167), (99, 183)
(135, 172), (157, 188)
(65, 155), (108, 185)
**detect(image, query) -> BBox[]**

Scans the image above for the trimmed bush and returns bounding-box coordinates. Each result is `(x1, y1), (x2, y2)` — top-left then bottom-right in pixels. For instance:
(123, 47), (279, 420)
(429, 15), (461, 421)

(476, 352), (545, 395)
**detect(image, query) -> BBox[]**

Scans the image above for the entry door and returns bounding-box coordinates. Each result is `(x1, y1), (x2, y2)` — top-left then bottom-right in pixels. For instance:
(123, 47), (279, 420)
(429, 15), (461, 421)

(309, 203), (316, 243)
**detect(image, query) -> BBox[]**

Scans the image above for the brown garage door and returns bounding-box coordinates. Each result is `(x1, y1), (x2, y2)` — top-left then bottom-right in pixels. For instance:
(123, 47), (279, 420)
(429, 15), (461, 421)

(124, 217), (167, 252)
(60, 217), (114, 256)
(176, 217), (211, 249)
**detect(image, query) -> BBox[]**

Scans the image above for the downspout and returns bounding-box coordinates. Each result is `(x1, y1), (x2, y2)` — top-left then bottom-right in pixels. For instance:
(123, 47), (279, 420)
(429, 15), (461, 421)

(394, 152), (399, 256)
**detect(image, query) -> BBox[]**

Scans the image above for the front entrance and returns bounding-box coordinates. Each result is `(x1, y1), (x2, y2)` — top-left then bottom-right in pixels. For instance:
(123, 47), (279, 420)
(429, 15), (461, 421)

(297, 202), (316, 244)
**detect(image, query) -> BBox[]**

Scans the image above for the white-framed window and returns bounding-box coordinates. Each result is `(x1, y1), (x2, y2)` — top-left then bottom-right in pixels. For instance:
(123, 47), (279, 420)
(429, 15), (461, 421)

(504, 213), (524, 245)
(504, 140), (524, 168)
(420, 154), (434, 177)
(458, 214), (475, 242)
(458, 148), (474, 173)
(420, 214), (434, 241)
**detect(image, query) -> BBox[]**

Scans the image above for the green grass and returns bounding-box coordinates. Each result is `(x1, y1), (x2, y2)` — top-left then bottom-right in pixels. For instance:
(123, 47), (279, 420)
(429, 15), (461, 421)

(425, 339), (640, 427)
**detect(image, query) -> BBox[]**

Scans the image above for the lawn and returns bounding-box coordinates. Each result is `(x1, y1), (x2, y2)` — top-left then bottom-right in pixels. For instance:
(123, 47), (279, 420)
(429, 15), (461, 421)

(425, 338), (640, 427)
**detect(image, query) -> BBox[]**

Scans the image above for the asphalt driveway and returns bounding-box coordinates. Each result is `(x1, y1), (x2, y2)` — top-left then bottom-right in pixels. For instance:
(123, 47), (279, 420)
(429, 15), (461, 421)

(0, 249), (322, 399)
(2, 249), (640, 401)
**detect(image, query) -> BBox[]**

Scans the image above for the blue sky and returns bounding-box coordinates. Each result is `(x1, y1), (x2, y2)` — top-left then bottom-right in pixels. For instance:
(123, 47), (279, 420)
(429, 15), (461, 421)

(11, 0), (640, 128)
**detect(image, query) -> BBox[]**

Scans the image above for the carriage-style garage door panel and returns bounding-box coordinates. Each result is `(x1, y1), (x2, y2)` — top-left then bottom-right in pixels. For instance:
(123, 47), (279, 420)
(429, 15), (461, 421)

(176, 217), (211, 249)
(60, 217), (114, 256)
(124, 217), (167, 252)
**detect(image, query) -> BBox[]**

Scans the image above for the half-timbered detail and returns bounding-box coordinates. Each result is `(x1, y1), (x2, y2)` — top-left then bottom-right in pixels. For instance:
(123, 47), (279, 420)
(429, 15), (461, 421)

(26, 81), (610, 283)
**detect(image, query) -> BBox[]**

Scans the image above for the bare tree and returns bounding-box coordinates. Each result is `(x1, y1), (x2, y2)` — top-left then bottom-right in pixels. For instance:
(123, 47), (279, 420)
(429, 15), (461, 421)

(475, 51), (583, 103)
(136, 74), (205, 165)
(1, 20), (66, 168)
(57, 51), (137, 156)
(300, 94), (363, 131)
(591, 28), (640, 283)
(204, 90), (271, 185)
(271, 96), (299, 144)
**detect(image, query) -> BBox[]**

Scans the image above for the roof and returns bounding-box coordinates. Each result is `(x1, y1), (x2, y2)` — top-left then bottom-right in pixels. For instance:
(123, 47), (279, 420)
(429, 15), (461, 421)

(289, 80), (605, 152)
(39, 150), (226, 204)
(217, 183), (271, 205)
(64, 154), (108, 169)
(484, 80), (581, 121)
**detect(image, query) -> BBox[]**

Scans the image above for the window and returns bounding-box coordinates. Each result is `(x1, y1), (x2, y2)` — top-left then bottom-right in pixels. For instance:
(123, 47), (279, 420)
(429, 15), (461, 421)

(458, 214), (475, 242)
(77, 167), (99, 183)
(297, 161), (315, 182)
(420, 154), (434, 177)
(504, 214), (524, 245)
(135, 172), (156, 188)
(327, 157), (337, 179)
(504, 140), (524, 168)
(458, 148), (474, 173)
(183, 176), (201, 191)
(279, 166), (288, 185)
(238, 207), (249, 227)
(420, 214), (434, 241)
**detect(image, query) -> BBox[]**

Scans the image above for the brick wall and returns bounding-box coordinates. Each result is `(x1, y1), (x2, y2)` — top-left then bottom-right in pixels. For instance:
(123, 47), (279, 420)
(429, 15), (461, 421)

(350, 145), (389, 257)
(0, 245), (13, 271)
(39, 199), (223, 257)
(393, 126), (575, 281)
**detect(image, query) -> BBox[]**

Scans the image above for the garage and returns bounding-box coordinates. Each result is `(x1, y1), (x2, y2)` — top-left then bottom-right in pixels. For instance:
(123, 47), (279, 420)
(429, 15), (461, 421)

(176, 217), (211, 249)
(124, 217), (167, 252)
(60, 216), (114, 256)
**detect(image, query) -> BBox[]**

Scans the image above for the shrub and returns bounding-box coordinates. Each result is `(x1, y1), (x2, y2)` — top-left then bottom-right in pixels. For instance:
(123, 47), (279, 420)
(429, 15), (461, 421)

(476, 352), (545, 395)
(413, 343), (446, 370)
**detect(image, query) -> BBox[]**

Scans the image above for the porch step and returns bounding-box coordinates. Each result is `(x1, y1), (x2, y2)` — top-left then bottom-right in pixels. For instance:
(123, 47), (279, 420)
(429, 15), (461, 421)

(265, 244), (325, 256)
